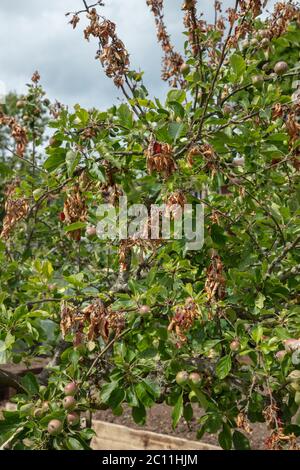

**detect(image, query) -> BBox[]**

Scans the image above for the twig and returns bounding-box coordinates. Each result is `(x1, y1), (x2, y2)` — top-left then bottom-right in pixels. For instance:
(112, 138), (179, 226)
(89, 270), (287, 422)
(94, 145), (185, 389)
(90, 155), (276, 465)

(4, 146), (47, 174)
(279, 263), (300, 282)
(267, 234), (300, 275)
(38, 339), (69, 384)
(0, 368), (26, 392)
(0, 427), (24, 450)
(85, 328), (130, 379)
(195, 0), (240, 141)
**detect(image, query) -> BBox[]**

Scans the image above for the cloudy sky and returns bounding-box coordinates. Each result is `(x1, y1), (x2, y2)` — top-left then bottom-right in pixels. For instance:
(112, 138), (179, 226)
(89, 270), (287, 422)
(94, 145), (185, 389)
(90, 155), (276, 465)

(0, 0), (277, 110)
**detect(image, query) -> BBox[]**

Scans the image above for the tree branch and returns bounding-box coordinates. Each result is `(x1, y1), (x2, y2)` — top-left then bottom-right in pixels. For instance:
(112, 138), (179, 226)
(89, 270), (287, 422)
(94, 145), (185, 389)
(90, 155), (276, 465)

(37, 339), (69, 385)
(0, 368), (25, 393)
(267, 234), (300, 275)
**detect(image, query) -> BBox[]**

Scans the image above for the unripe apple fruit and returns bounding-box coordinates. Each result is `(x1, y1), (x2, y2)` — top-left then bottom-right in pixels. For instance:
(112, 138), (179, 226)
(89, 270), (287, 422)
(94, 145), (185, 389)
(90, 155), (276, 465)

(261, 38), (270, 49)
(230, 340), (240, 352)
(16, 100), (25, 109)
(295, 391), (300, 406)
(49, 136), (60, 147)
(33, 407), (44, 418)
(180, 63), (190, 74)
(189, 390), (198, 402)
(260, 29), (269, 38)
(176, 371), (189, 386)
(223, 104), (234, 116)
(189, 372), (201, 385)
(290, 382), (300, 392)
(42, 401), (50, 413)
(241, 39), (249, 50)
(67, 412), (80, 427)
(237, 355), (253, 366)
(274, 61), (288, 75)
(86, 225), (97, 237)
(39, 385), (47, 395)
(73, 117), (81, 125)
(252, 74), (264, 88)
(232, 157), (245, 167)
(63, 396), (76, 410)
(48, 419), (63, 436)
(139, 305), (151, 314)
(288, 370), (300, 383)
(284, 339), (300, 352)
(64, 382), (78, 396)
(275, 350), (287, 362)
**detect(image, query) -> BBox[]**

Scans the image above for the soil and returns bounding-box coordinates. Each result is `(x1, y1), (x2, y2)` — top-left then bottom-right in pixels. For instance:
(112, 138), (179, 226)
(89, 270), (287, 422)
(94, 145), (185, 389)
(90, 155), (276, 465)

(94, 404), (268, 450)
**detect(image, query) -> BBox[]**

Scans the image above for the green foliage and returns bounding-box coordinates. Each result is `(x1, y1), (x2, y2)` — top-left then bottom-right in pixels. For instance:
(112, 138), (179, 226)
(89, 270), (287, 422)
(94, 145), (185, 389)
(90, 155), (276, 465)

(0, 1), (300, 451)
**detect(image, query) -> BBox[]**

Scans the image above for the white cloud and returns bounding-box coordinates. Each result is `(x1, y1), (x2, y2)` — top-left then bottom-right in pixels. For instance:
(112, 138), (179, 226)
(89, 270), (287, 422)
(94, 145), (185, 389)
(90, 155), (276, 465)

(0, 0), (278, 109)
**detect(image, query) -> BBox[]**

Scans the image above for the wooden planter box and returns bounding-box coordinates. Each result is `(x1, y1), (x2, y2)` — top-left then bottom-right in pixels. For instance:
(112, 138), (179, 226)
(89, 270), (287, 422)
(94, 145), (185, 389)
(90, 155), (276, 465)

(91, 420), (219, 450)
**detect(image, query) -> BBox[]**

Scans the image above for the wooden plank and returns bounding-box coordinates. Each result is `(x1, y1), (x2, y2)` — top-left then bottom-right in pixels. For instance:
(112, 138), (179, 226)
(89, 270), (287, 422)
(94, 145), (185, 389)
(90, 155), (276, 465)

(0, 359), (48, 375)
(0, 360), (48, 400)
(91, 420), (220, 451)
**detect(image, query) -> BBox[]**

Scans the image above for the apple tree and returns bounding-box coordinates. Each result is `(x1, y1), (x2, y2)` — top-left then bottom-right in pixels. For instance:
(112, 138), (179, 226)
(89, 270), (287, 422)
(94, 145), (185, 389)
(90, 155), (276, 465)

(0, 0), (300, 450)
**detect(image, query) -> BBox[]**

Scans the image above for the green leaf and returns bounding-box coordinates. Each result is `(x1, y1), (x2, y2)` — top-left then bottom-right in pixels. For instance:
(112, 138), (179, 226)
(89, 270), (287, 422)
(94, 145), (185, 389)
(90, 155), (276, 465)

(193, 389), (209, 410)
(251, 325), (264, 344)
(168, 101), (185, 119)
(118, 104), (133, 129)
(218, 423), (232, 450)
(66, 437), (85, 450)
(44, 149), (66, 171)
(20, 373), (39, 396)
(0, 422), (23, 447)
(211, 224), (227, 246)
(79, 428), (96, 440)
(172, 394), (183, 428)
(183, 403), (193, 422)
(89, 163), (106, 183)
(66, 150), (80, 177)
(132, 404), (146, 425)
(65, 272), (85, 287)
(64, 221), (86, 232)
(126, 388), (139, 407)
(255, 293), (266, 310)
(100, 381), (120, 404)
(167, 89), (186, 104)
(200, 413), (222, 433)
(233, 430), (251, 450)
(142, 379), (161, 399)
(168, 122), (186, 143)
(135, 382), (154, 407)
(108, 388), (125, 409)
(230, 54), (246, 77)
(216, 355), (232, 380)
(0, 332), (15, 352)
(33, 188), (44, 201)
